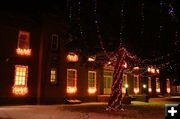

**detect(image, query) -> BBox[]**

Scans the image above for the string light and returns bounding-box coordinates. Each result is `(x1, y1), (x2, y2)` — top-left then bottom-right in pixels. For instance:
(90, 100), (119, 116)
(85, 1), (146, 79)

(65, 0), (179, 72)
(140, 0), (145, 35)
(67, 0), (72, 24)
(119, 0), (125, 46)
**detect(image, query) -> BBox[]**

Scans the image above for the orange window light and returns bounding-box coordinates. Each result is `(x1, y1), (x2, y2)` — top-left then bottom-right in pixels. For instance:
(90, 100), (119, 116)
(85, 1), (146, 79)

(12, 65), (28, 96)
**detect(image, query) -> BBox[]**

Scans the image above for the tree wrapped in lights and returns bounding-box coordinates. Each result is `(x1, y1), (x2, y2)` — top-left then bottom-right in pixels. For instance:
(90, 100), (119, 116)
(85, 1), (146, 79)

(106, 47), (137, 111)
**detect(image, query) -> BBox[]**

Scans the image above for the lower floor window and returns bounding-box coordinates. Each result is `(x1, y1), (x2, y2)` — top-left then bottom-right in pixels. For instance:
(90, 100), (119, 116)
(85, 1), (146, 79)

(166, 78), (170, 93)
(156, 78), (160, 93)
(133, 75), (139, 94)
(148, 77), (152, 93)
(67, 69), (77, 94)
(12, 65), (28, 96)
(88, 71), (97, 94)
(122, 74), (128, 94)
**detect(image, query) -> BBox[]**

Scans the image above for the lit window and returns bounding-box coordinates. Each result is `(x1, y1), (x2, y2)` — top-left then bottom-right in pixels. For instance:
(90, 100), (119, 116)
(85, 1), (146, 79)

(166, 78), (171, 93)
(156, 78), (160, 93)
(50, 68), (57, 84)
(133, 75), (139, 94)
(148, 77), (152, 93)
(16, 31), (31, 56)
(122, 74), (128, 94)
(12, 65), (28, 96)
(88, 71), (97, 94)
(67, 69), (77, 94)
(51, 34), (59, 50)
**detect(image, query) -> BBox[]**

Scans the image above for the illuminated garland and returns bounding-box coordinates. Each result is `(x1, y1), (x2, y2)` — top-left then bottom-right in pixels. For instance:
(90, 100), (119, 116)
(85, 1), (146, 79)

(65, 1), (179, 111)
(106, 48), (132, 111)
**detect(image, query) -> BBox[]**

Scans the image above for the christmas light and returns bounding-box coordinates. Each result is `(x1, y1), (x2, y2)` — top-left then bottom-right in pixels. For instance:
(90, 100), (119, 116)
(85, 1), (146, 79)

(16, 48), (32, 56)
(12, 86), (28, 96)
(125, 84), (128, 88)
(134, 88), (139, 94)
(88, 56), (96, 62)
(67, 87), (77, 94)
(143, 84), (147, 89)
(88, 87), (97, 94)
(156, 88), (161, 93)
(148, 88), (152, 93)
(167, 88), (171, 93)
(66, 52), (79, 62)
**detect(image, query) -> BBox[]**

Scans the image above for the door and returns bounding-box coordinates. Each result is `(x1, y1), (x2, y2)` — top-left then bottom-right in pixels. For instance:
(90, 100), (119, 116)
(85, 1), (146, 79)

(103, 70), (113, 95)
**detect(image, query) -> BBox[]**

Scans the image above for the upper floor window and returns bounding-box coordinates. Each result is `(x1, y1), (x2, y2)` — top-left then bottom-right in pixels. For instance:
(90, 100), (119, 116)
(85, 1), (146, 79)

(88, 71), (97, 94)
(12, 65), (28, 96)
(51, 34), (59, 51)
(16, 31), (31, 56)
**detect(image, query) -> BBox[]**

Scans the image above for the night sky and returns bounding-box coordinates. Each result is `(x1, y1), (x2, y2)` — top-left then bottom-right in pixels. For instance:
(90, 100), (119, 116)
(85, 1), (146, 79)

(1, 0), (180, 60)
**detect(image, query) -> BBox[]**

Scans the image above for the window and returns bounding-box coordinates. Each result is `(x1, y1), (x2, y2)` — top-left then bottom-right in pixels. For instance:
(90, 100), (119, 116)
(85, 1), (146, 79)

(148, 77), (152, 93)
(12, 65), (28, 96)
(50, 68), (57, 84)
(122, 74), (128, 94)
(156, 78), (160, 93)
(16, 31), (31, 56)
(166, 78), (170, 93)
(88, 71), (97, 94)
(133, 75), (139, 94)
(51, 34), (59, 50)
(103, 70), (113, 95)
(67, 69), (77, 94)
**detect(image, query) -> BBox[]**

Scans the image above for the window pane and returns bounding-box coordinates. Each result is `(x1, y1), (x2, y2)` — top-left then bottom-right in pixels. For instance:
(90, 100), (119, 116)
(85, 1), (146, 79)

(50, 68), (57, 84)
(18, 31), (30, 49)
(88, 71), (96, 88)
(14, 65), (28, 86)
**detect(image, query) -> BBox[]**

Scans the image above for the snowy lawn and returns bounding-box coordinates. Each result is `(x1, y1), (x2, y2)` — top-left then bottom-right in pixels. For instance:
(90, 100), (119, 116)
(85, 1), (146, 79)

(0, 99), (179, 119)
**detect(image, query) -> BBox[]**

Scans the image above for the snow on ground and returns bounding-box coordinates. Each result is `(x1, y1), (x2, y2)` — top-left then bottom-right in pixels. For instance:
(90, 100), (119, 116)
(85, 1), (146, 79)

(0, 104), (118, 119)
(0, 99), (178, 119)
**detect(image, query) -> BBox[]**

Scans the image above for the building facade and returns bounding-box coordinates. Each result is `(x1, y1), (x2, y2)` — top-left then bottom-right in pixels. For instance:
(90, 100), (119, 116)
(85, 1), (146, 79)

(0, 11), (178, 105)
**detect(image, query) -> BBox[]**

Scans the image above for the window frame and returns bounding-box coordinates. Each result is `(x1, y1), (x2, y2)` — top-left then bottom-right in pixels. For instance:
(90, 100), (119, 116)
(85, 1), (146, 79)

(133, 74), (140, 94)
(12, 65), (28, 96)
(67, 69), (77, 94)
(148, 77), (152, 93)
(50, 67), (58, 85)
(88, 71), (97, 94)
(16, 31), (31, 56)
(122, 74), (128, 94)
(51, 34), (59, 51)
(156, 77), (160, 93)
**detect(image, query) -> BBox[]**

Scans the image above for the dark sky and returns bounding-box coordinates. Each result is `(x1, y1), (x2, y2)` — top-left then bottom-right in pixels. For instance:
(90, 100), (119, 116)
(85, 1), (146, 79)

(1, 0), (179, 59)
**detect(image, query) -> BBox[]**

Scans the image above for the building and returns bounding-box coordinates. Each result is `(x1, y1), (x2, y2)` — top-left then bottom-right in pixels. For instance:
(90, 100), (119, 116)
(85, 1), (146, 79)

(0, 10), (178, 105)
